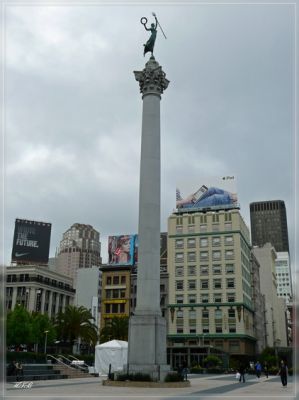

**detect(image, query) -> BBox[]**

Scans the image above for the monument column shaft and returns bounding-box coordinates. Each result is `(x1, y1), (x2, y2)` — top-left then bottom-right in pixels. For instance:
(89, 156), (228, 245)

(135, 93), (161, 315)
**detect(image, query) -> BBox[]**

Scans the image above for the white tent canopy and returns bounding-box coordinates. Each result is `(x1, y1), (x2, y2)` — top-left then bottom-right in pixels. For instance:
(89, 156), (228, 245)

(94, 340), (128, 375)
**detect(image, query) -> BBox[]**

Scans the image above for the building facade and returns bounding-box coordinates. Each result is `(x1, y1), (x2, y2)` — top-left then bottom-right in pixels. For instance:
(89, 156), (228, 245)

(250, 253), (267, 353)
(252, 244), (288, 348)
(250, 200), (289, 252)
(6, 265), (75, 317)
(55, 223), (102, 283)
(167, 208), (256, 367)
(100, 265), (131, 330)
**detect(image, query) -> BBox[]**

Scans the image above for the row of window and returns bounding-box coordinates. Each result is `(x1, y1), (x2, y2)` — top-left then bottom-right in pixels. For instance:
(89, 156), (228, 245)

(106, 276), (127, 285)
(176, 292), (236, 303)
(175, 236), (234, 249)
(105, 303), (126, 314)
(176, 326), (236, 334)
(176, 308), (236, 319)
(176, 278), (235, 291)
(175, 264), (235, 276)
(175, 250), (234, 263)
(176, 222), (232, 234)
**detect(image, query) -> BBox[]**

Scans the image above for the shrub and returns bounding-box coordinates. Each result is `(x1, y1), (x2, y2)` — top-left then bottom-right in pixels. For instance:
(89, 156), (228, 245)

(190, 365), (203, 374)
(164, 372), (183, 382)
(116, 372), (152, 382)
(6, 352), (47, 363)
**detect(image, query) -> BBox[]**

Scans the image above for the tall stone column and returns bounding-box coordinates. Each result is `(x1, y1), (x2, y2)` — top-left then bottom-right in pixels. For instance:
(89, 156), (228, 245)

(128, 56), (169, 380)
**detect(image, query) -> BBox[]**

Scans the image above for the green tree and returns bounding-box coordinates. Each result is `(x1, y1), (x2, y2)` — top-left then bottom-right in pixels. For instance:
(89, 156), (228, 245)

(203, 355), (223, 368)
(31, 312), (56, 349)
(99, 316), (129, 343)
(6, 305), (33, 346)
(259, 347), (278, 367)
(55, 305), (98, 347)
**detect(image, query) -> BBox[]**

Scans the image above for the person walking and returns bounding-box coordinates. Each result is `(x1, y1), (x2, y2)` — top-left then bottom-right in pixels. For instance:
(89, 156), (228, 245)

(238, 363), (246, 383)
(255, 361), (262, 380)
(263, 362), (269, 378)
(278, 360), (288, 387)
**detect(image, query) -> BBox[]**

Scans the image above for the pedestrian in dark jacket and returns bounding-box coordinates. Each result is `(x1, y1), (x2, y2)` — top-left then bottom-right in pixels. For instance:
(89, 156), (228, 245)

(238, 363), (246, 383)
(278, 360), (288, 387)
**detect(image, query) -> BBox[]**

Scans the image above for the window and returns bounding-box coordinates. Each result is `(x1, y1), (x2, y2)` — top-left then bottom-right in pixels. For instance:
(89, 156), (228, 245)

(226, 264), (235, 274)
(200, 238), (208, 247)
(176, 217), (183, 225)
(176, 226), (183, 234)
(188, 225), (195, 233)
(227, 293), (235, 302)
(177, 328), (183, 334)
(225, 236), (234, 245)
(175, 253), (184, 263)
(188, 294), (196, 304)
(106, 276), (112, 285)
(119, 303), (125, 313)
(176, 294), (184, 304)
(225, 222), (232, 231)
(187, 238), (196, 248)
(214, 340), (223, 349)
(212, 265), (222, 274)
(215, 309), (222, 319)
(201, 279), (209, 289)
(200, 265), (209, 276)
(200, 215), (207, 223)
(113, 276), (119, 285)
(189, 328), (196, 334)
(175, 266), (184, 277)
(202, 326), (209, 333)
(213, 279), (222, 289)
(212, 250), (221, 260)
(175, 239), (184, 249)
(215, 326), (222, 333)
(212, 223), (219, 232)
(228, 309), (235, 318)
(229, 325), (236, 333)
(229, 340), (240, 351)
(212, 237), (221, 246)
(201, 294), (209, 303)
(188, 252), (196, 262)
(121, 276), (126, 284)
(200, 251), (208, 261)
(189, 310), (196, 319)
(176, 280), (184, 291)
(106, 290), (111, 299)
(112, 304), (118, 313)
(177, 310), (183, 318)
(188, 265), (196, 276)
(202, 310), (209, 318)
(188, 280), (196, 290)
(200, 224), (207, 232)
(227, 278), (235, 288)
(225, 250), (234, 259)
(188, 215), (195, 225)
(214, 293), (222, 303)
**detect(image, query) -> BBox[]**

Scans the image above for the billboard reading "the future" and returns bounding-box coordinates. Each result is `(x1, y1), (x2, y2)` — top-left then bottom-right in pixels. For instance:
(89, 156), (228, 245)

(11, 219), (52, 264)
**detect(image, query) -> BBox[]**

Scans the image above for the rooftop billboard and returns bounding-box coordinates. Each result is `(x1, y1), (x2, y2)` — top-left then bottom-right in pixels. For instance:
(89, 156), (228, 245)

(11, 219), (52, 264)
(176, 176), (238, 211)
(108, 235), (135, 266)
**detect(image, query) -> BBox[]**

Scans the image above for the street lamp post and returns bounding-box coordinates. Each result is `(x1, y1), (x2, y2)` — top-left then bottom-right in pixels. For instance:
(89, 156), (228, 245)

(44, 330), (49, 354)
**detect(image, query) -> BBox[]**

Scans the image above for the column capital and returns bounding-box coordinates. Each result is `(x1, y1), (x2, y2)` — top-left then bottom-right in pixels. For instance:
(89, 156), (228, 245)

(134, 56), (169, 97)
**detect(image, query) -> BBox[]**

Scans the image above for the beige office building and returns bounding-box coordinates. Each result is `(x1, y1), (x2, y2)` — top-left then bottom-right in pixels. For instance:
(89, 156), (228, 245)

(252, 244), (288, 348)
(167, 209), (256, 366)
(5, 265), (75, 317)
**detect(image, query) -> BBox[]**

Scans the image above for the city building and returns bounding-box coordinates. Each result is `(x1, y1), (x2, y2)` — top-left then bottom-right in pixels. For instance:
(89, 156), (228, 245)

(250, 200), (289, 252)
(250, 252), (267, 353)
(252, 244), (288, 348)
(167, 208), (256, 367)
(5, 265), (75, 317)
(55, 223), (102, 283)
(275, 251), (293, 346)
(75, 266), (102, 330)
(100, 265), (131, 330)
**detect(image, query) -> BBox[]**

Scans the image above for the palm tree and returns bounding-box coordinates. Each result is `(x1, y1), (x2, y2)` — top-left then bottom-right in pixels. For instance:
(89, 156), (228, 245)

(99, 316), (129, 343)
(55, 305), (98, 349)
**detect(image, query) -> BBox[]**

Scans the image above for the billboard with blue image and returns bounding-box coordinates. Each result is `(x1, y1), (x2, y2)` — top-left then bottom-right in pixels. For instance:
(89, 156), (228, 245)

(108, 234), (135, 266)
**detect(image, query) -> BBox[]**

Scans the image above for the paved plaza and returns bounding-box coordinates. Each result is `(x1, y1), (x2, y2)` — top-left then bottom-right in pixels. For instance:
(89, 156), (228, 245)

(4, 373), (296, 400)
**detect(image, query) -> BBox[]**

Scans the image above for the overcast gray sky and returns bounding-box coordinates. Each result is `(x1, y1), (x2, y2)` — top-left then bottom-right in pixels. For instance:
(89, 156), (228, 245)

(2, 2), (296, 268)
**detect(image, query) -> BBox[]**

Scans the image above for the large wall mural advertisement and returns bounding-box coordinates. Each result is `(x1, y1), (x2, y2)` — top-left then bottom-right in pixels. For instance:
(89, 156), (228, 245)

(176, 176), (238, 211)
(108, 235), (135, 266)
